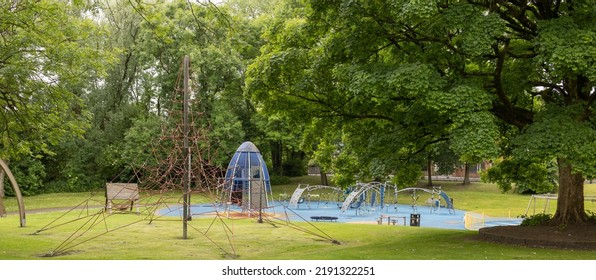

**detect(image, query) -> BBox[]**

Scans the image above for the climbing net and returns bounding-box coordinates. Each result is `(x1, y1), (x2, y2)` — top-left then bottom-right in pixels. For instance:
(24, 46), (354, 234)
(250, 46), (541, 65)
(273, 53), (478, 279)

(33, 57), (338, 258)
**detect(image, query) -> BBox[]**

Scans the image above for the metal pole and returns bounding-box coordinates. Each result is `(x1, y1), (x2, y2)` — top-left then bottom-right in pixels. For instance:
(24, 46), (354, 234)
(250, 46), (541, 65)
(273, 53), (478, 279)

(258, 166), (263, 223)
(182, 55), (190, 239)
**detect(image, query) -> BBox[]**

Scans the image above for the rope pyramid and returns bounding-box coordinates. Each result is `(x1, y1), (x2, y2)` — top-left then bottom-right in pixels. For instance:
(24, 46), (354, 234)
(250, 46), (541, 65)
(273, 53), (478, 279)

(33, 57), (338, 258)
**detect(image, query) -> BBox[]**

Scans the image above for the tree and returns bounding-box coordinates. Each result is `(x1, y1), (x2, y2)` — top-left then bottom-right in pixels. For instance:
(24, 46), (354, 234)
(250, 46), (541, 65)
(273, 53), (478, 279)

(0, 1), (113, 194)
(247, 0), (595, 225)
(247, 0), (497, 185)
(0, 1), (109, 161)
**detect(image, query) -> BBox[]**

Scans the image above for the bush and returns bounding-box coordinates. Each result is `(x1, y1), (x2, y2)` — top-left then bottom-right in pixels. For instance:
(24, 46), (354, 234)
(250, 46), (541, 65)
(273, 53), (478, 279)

(270, 175), (291, 185)
(4, 157), (47, 196)
(587, 210), (596, 221)
(519, 213), (552, 226)
(282, 158), (307, 177)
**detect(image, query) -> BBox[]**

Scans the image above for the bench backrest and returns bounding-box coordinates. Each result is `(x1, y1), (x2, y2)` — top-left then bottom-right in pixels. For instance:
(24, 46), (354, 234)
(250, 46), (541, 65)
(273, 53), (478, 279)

(106, 183), (140, 201)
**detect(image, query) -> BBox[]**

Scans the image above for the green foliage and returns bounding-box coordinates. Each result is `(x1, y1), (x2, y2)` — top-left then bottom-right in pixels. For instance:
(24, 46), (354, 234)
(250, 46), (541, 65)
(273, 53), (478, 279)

(246, 0), (596, 227)
(0, 0), (111, 160)
(121, 113), (163, 175)
(282, 157), (307, 177)
(4, 157), (46, 196)
(520, 213), (553, 227)
(432, 142), (460, 176)
(512, 105), (596, 178)
(462, 13), (507, 58)
(482, 158), (557, 194)
(536, 17), (596, 82)
(10, 0), (266, 192)
(390, 164), (423, 189)
(269, 175), (291, 185)
(440, 86), (500, 163)
(246, 0), (504, 185)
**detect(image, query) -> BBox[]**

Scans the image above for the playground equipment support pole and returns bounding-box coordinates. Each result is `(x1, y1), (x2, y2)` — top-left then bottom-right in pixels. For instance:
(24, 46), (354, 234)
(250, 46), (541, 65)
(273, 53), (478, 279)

(182, 55), (191, 239)
(0, 159), (25, 226)
(258, 174), (263, 223)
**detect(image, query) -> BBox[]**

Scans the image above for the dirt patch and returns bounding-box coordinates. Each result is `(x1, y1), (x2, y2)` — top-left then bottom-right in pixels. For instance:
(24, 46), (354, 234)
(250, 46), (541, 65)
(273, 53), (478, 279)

(478, 223), (596, 250)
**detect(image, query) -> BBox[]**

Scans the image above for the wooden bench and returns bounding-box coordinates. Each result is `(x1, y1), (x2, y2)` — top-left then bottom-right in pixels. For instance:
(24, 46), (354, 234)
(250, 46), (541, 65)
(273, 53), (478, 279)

(105, 183), (140, 213)
(310, 216), (338, 222)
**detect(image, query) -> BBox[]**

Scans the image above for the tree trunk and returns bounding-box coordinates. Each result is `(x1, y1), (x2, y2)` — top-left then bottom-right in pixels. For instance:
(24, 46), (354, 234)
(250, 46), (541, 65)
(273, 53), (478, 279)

(270, 140), (283, 176)
(463, 163), (471, 185)
(551, 158), (588, 225)
(0, 168), (6, 217)
(320, 169), (328, 186)
(427, 159), (433, 187)
(0, 169), (4, 197)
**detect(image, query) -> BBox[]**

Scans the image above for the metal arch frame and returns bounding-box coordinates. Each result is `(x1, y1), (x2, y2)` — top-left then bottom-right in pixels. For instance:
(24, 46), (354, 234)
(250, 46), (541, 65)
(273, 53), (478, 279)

(340, 182), (396, 214)
(0, 159), (26, 227)
(303, 185), (343, 194)
(288, 184), (343, 209)
(396, 187), (435, 194)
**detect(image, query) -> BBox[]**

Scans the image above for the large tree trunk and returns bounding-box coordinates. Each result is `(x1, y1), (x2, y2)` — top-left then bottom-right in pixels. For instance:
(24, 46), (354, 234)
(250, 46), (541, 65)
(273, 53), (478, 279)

(551, 158), (588, 225)
(463, 162), (471, 185)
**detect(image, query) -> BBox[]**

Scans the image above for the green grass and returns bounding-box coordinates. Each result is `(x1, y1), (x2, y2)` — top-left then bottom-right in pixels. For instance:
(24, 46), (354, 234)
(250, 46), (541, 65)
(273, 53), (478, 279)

(1, 177), (596, 260)
(1, 211), (595, 260)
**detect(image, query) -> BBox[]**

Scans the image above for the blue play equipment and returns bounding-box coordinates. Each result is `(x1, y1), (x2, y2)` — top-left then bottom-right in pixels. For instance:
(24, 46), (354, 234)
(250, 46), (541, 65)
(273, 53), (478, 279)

(220, 141), (272, 216)
(340, 182), (397, 215)
(439, 190), (455, 214)
(166, 182), (463, 229)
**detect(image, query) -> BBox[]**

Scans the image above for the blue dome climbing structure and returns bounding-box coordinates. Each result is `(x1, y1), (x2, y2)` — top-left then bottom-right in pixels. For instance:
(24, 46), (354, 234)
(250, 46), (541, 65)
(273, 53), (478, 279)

(221, 141), (272, 216)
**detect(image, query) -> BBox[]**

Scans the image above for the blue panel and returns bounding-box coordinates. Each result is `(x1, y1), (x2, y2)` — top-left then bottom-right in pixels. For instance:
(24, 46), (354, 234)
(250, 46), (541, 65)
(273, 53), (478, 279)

(225, 152), (241, 179)
(257, 153), (271, 191)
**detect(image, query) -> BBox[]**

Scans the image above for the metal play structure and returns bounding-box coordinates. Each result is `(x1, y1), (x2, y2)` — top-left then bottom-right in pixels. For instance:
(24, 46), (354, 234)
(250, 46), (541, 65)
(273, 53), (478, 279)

(524, 193), (596, 216)
(396, 186), (455, 215)
(288, 184), (343, 209)
(287, 182), (456, 216)
(219, 141), (273, 221)
(340, 182), (398, 215)
(287, 182), (399, 215)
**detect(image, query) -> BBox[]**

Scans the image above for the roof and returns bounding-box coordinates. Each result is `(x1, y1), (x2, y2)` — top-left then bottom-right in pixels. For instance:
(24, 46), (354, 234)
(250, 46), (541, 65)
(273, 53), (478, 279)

(236, 141), (260, 153)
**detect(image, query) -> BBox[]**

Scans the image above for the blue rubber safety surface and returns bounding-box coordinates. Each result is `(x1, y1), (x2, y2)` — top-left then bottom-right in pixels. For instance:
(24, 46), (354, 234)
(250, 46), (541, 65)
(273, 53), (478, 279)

(158, 201), (475, 230)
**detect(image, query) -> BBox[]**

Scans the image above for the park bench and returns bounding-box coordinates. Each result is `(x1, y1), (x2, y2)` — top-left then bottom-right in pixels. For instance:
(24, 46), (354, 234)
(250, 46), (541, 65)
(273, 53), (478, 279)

(378, 215), (406, 226)
(105, 183), (140, 214)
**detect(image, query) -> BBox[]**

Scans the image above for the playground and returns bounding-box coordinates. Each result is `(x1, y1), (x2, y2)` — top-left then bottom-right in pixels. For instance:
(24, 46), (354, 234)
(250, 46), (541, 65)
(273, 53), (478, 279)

(163, 201), (467, 229)
(3, 178), (596, 260)
(160, 182), (493, 230)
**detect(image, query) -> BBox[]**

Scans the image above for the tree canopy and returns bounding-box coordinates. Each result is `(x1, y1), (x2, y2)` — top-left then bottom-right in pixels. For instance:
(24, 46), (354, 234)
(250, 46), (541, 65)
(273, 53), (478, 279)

(1, 0), (595, 226)
(246, 0), (595, 225)
(0, 0), (110, 160)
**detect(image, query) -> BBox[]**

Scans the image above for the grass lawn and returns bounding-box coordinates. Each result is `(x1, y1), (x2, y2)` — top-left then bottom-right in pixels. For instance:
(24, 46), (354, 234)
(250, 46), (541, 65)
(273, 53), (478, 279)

(1, 176), (596, 260)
